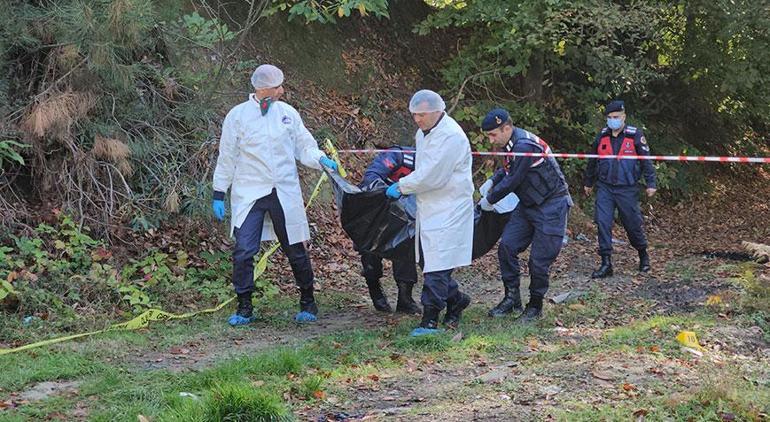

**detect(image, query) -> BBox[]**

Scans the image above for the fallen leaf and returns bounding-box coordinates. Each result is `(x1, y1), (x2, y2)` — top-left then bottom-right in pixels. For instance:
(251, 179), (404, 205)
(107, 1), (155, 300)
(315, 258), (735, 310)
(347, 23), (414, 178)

(313, 390), (326, 400)
(634, 408), (649, 422)
(622, 383), (637, 391)
(528, 338), (540, 350)
(368, 374), (380, 382)
(138, 415), (151, 422)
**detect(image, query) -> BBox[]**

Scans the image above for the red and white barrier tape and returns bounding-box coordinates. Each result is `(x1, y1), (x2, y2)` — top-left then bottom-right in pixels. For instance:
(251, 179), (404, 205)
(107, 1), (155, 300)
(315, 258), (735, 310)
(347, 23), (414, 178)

(337, 149), (770, 164)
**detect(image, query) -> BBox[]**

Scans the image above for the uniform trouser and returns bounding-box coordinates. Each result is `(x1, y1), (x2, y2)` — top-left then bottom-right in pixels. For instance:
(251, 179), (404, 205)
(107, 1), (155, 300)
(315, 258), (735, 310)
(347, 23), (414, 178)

(232, 189), (314, 295)
(421, 269), (459, 310)
(360, 242), (418, 285)
(595, 183), (647, 256)
(498, 195), (570, 301)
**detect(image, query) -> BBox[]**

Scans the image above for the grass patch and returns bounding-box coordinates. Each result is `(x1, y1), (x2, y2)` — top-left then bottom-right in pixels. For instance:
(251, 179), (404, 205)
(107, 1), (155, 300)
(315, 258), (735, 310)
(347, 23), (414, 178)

(0, 293), (762, 421)
(161, 382), (293, 422)
(0, 350), (105, 391)
(556, 368), (770, 421)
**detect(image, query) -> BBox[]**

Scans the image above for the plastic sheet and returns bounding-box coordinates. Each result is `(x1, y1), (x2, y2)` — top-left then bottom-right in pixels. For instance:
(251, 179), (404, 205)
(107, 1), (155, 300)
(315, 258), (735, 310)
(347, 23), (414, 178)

(326, 168), (510, 260)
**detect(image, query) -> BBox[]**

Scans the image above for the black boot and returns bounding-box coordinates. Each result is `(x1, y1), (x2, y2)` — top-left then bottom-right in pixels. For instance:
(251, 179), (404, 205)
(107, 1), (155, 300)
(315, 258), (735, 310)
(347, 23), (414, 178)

(515, 297), (543, 323)
(228, 292), (255, 326)
(295, 286), (318, 322)
(515, 305), (543, 323)
(488, 285), (522, 317)
(591, 255), (613, 278)
(395, 282), (421, 315)
(443, 292), (471, 328)
(366, 278), (392, 312)
(236, 292), (253, 318)
(638, 249), (651, 273)
(410, 306), (441, 336)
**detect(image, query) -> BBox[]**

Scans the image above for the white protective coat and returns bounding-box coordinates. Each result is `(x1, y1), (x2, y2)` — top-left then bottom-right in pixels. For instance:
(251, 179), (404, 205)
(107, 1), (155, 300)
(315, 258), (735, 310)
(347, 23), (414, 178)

(398, 115), (474, 273)
(213, 94), (325, 243)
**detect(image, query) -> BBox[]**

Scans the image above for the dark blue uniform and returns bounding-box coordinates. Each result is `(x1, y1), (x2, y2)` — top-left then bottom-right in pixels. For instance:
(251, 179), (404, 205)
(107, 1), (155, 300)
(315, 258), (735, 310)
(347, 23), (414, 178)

(486, 128), (572, 307)
(358, 146), (419, 313)
(361, 146), (416, 187)
(583, 125), (656, 256)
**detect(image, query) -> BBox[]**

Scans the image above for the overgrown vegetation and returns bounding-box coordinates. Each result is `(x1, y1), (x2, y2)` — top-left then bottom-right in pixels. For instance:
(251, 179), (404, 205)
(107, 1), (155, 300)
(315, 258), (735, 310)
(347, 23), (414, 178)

(0, 213), (237, 343)
(0, 0), (267, 231)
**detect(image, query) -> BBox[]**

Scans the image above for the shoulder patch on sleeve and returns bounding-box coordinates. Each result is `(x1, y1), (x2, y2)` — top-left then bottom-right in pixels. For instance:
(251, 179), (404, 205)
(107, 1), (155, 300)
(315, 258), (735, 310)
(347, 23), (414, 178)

(640, 136), (647, 145)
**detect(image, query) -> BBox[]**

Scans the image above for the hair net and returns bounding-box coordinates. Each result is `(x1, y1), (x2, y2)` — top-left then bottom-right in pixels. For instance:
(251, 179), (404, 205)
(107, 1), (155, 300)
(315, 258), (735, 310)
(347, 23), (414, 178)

(408, 89), (446, 113)
(251, 64), (284, 89)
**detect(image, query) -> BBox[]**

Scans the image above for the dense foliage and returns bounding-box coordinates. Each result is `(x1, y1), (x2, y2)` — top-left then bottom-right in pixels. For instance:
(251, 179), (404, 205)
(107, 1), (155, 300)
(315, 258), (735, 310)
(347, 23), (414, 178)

(1, 0), (767, 229)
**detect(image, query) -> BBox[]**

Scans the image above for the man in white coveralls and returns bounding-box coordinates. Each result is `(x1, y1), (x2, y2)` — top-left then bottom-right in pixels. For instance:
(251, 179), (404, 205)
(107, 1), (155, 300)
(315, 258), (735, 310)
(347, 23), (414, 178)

(211, 64), (338, 326)
(384, 89), (474, 336)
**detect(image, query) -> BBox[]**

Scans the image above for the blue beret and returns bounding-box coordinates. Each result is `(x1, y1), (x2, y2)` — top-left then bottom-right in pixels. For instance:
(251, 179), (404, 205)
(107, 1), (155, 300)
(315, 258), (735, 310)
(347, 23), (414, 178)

(605, 100), (625, 114)
(481, 108), (510, 131)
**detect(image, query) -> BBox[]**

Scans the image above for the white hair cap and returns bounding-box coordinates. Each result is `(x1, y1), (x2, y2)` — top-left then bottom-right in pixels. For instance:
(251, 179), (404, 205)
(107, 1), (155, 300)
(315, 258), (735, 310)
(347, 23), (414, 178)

(250, 64), (284, 89)
(408, 89), (446, 113)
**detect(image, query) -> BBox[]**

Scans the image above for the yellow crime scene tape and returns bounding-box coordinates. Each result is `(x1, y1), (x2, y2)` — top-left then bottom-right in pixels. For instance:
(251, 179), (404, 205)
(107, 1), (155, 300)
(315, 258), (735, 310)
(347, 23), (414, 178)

(0, 140), (344, 356)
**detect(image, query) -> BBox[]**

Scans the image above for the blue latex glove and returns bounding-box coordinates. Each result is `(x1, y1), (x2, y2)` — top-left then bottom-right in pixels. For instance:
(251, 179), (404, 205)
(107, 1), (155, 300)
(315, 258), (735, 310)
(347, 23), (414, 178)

(385, 183), (402, 199)
(478, 197), (494, 212)
(319, 156), (338, 171)
(212, 200), (226, 221)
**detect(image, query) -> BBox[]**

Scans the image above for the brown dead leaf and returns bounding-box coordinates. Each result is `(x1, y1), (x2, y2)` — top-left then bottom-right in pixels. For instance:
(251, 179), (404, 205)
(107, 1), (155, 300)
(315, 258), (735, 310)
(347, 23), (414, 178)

(527, 338), (540, 350)
(367, 374), (380, 382)
(6, 271), (18, 283)
(622, 383), (637, 391)
(568, 303), (586, 311)
(312, 390), (326, 400)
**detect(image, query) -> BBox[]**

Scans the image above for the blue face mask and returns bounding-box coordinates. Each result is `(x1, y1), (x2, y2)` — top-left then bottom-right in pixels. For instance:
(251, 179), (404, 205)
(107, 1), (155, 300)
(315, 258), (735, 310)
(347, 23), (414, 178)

(607, 117), (623, 130)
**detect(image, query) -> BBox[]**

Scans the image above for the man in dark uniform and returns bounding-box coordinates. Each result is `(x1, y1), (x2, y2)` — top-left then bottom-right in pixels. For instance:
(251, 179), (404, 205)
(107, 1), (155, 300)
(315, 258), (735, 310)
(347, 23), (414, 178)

(357, 146), (421, 314)
(583, 100), (657, 278)
(478, 108), (572, 322)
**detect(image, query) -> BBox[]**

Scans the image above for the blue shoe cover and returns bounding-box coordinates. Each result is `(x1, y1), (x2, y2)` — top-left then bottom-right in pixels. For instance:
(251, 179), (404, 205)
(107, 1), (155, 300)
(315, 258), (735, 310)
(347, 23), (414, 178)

(228, 314), (256, 326)
(294, 311), (317, 323)
(410, 327), (442, 337)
